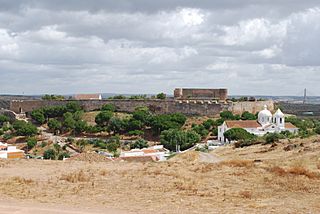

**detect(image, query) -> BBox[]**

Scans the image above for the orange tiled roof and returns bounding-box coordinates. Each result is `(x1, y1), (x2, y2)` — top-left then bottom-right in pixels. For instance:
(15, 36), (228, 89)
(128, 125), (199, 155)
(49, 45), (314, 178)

(74, 94), (101, 100)
(225, 120), (261, 128)
(285, 122), (298, 129)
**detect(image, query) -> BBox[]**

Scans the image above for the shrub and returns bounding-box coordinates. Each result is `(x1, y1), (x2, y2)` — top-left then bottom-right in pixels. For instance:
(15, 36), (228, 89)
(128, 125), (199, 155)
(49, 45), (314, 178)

(202, 119), (215, 130)
(241, 111), (257, 120)
(130, 139), (148, 149)
(13, 120), (38, 136)
(160, 129), (200, 151)
(3, 133), (13, 140)
(43, 149), (56, 160)
(30, 110), (46, 124)
(264, 133), (283, 144)
(224, 128), (255, 142)
(95, 111), (113, 127)
(192, 125), (209, 138)
(0, 115), (9, 126)
(101, 104), (116, 112)
(26, 137), (37, 149)
(58, 152), (70, 160)
(106, 136), (120, 153)
(156, 93), (166, 100)
(48, 118), (62, 134)
(128, 130), (144, 136)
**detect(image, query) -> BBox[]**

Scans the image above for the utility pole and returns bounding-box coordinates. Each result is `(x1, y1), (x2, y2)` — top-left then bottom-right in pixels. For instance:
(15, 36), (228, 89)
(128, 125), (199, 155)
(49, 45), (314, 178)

(303, 88), (307, 104)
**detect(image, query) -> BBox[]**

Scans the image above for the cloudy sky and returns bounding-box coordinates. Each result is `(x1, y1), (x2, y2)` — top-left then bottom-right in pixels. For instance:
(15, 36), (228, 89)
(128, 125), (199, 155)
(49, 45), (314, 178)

(0, 0), (319, 95)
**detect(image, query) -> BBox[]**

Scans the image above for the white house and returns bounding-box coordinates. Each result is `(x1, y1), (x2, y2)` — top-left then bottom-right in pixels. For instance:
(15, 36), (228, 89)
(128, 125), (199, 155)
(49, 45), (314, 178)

(218, 106), (299, 142)
(0, 142), (25, 159)
(120, 145), (167, 161)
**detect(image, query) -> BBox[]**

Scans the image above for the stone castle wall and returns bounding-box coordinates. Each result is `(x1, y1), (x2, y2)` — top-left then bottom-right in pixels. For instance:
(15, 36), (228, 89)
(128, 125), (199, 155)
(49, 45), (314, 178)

(174, 88), (228, 100)
(8, 99), (274, 116)
(277, 102), (320, 117)
(230, 100), (274, 114)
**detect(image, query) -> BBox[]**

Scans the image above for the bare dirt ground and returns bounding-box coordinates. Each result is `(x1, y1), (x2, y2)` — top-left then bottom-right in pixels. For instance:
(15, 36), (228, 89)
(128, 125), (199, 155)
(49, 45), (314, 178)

(1, 137), (320, 213)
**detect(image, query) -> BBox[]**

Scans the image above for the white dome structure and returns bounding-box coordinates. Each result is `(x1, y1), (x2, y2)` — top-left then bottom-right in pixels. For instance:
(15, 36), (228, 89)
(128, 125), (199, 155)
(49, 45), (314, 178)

(273, 108), (285, 128)
(258, 105), (272, 126)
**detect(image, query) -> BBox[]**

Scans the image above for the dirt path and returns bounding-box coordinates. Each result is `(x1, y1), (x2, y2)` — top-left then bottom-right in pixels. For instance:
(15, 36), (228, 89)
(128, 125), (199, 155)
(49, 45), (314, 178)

(0, 200), (133, 214)
(199, 152), (222, 163)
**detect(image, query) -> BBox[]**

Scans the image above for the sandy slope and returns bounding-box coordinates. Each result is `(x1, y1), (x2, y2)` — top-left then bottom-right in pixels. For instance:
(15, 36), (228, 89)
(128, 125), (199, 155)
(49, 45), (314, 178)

(0, 137), (320, 213)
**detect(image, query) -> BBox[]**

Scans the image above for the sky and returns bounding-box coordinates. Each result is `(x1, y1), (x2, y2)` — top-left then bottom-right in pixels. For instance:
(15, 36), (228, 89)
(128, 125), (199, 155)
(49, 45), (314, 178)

(0, 0), (320, 96)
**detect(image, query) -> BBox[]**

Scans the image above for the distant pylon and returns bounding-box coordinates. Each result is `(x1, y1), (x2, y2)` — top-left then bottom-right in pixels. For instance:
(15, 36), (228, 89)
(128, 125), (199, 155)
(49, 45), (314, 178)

(303, 88), (307, 104)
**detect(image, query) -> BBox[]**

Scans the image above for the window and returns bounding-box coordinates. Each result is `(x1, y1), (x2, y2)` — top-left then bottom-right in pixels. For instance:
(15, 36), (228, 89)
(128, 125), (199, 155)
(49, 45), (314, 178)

(280, 118), (283, 124)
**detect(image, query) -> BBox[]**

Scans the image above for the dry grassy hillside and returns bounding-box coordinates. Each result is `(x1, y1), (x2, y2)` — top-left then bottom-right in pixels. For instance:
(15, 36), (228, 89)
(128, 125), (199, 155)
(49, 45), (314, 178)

(0, 136), (320, 213)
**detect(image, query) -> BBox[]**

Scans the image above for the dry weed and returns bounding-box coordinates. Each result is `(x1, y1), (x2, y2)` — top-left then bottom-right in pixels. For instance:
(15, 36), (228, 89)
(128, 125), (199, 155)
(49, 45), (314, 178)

(239, 190), (252, 199)
(60, 170), (91, 183)
(219, 160), (254, 168)
(11, 176), (34, 185)
(268, 166), (319, 179)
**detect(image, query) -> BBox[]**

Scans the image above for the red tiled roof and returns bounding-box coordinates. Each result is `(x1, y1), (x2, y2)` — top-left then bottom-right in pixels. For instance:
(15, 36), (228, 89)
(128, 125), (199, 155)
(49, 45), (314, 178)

(74, 94), (101, 100)
(285, 122), (298, 129)
(225, 120), (261, 128)
(142, 149), (157, 154)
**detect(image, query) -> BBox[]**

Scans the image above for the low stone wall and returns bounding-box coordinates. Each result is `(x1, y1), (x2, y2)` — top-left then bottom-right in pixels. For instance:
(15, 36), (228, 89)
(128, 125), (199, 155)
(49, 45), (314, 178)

(277, 102), (320, 117)
(0, 100), (10, 110)
(230, 100), (274, 114)
(8, 99), (274, 116)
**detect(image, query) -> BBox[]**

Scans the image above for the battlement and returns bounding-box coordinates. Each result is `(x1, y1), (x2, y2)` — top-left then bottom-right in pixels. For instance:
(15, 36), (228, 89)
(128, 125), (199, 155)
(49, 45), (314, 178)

(174, 88), (228, 100)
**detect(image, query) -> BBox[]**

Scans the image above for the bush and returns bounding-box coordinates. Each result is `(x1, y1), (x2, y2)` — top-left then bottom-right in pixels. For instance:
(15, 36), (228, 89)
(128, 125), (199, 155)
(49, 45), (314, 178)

(264, 133), (283, 144)
(202, 119), (215, 130)
(43, 149), (56, 160)
(150, 113), (187, 134)
(27, 137), (37, 149)
(223, 128), (255, 142)
(3, 133), (13, 140)
(58, 152), (70, 160)
(101, 104), (116, 112)
(0, 115), (9, 126)
(108, 117), (125, 134)
(48, 118), (62, 134)
(241, 111), (257, 120)
(13, 121), (38, 136)
(30, 110), (46, 124)
(160, 129), (200, 151)
(106, 136), (120, 153)
(130, 139), (148, 149)
(156, 93), (166, 100)
(128, 130), (144, 136)
(95, 111), (113, 127)
(192, 125), (209, 138)
(74, 120), (87, 134)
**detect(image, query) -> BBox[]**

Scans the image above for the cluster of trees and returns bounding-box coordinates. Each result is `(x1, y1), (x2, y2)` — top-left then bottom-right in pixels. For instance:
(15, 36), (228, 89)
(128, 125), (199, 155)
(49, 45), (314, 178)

(107, 93), (166, 100)
(160, 129), (200, 151)
(30, 102), (93, 135)
(43, 143), (70, 160)
(42, 94), (65, 100)
(219, 110), (257, 121)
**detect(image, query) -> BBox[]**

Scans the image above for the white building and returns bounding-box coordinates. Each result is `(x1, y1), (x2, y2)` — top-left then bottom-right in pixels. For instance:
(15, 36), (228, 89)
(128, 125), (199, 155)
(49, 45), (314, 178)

(0, 142), (25, 159)
(120, 145), (167, 161)
(218, 106), (299, 142)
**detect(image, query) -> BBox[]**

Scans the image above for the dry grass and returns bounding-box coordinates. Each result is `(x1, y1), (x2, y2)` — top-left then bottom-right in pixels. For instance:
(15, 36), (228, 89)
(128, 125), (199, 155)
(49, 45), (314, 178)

(60, 170), (91, 183)
(11, 176), (35, 185)
(218, 159), (254, 168)
(239, 190), (252, 199)
(268, 166), (319, 179)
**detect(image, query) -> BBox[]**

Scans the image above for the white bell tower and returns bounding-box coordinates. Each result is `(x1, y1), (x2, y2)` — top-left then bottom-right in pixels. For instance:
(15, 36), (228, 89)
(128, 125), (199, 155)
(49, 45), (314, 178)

(273, 109), (285, 128)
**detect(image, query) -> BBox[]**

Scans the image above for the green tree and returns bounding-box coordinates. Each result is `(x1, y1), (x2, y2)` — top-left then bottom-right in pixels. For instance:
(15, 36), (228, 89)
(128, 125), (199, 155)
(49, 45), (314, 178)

(101, 104), (116, 112)
(26, 137), (37, 150)
(241, 111), (257, 120)
(108, 117), (125, 134)
(43, 149), (56, 160)
(13, 121), (38, 136)
(223, 128), (255, 142)
(202, 119), (215, 130)
(48, 118), (62, 134)
(220, 111), (235, 120)
(65, 102), (82, 113)
(156, 93), (166, 100)
(0, 115), (9, 126)
(160, 129), (200, 151)
(106, 136), (121, 154)
(63, 112), (76, 130)
(30, 110), (46, 124)
(130, 139), (148, 149)
(264, 133), (283, 144)
(74, 120), (87, 134)
(95, 111), (113, 127)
